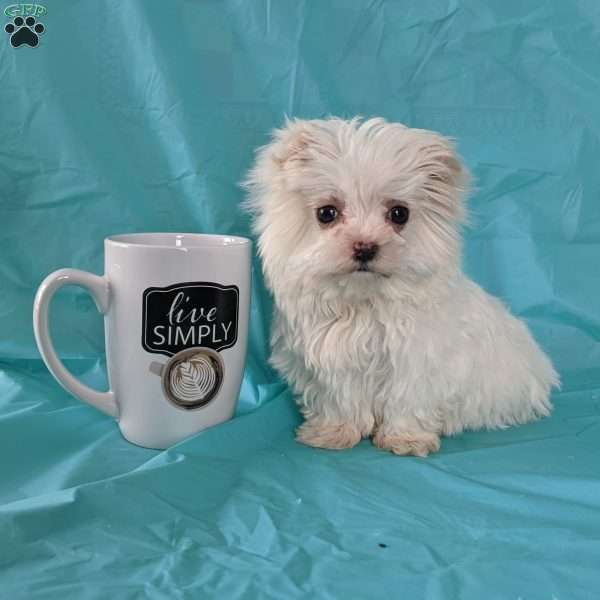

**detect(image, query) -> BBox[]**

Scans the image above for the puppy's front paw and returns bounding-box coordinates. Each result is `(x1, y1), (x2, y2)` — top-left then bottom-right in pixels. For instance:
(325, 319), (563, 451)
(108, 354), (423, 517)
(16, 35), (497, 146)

(296, 420), (361, 450)
(372, 429), (440, 457)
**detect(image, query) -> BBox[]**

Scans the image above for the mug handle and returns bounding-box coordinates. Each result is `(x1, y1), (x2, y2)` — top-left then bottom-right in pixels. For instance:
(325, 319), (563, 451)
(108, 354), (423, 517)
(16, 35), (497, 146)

(33, 268), (118, 418)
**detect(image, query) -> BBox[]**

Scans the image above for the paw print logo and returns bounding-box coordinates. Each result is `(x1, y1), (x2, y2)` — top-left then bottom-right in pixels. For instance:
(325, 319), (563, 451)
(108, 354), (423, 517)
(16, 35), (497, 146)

(5, 15), (44, 47)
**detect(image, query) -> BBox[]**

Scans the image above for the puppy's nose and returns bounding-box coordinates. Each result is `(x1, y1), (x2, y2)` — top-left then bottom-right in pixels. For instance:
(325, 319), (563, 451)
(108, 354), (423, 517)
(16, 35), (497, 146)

(352, 242), (379, 263)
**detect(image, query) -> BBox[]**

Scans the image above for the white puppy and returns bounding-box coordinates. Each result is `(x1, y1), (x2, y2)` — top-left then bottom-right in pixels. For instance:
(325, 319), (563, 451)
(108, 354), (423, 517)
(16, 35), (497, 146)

(244, 117), (559, 456)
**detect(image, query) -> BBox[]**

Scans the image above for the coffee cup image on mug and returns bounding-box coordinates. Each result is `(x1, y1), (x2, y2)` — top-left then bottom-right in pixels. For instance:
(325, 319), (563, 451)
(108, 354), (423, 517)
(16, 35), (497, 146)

(149, 347), (224, 410)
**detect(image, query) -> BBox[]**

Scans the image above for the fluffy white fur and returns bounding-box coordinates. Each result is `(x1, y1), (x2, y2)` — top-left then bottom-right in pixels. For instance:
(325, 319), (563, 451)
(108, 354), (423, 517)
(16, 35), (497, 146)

(244, 117), (559, 456)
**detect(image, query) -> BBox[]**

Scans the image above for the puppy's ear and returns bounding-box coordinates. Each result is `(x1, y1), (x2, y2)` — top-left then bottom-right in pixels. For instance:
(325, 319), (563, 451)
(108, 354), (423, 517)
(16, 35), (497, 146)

(273, 122), (314, 165)
(271, 119), (336, 167)
(416, 131), (470, 222)
(419, 133), (467, 189)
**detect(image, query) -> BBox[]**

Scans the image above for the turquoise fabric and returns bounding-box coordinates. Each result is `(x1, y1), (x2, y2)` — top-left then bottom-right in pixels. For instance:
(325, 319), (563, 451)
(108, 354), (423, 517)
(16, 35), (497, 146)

(1, 1), (599, 597)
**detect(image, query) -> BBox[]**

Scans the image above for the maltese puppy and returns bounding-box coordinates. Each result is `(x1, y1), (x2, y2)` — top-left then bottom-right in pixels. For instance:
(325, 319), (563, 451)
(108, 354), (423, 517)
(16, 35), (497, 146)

(244, 117), (559, 456)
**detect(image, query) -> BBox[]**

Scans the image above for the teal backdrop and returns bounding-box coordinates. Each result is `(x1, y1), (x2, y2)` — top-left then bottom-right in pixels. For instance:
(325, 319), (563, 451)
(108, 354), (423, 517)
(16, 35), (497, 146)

(1, 1), (599, 598)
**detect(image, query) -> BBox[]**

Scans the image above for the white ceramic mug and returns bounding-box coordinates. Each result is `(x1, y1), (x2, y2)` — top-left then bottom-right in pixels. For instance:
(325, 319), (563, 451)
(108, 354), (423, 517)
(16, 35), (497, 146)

(33, 233), (252, 449)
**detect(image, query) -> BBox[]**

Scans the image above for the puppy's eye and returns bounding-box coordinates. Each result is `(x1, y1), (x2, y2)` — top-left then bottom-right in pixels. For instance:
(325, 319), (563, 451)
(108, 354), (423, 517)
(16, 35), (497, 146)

(388, 205), (410, 226)
(317, 205), (338, 225)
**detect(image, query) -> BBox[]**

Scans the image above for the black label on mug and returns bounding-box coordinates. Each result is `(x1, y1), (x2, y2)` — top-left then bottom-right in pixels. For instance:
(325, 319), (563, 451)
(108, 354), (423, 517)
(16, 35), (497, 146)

(142, 282), (239, 357)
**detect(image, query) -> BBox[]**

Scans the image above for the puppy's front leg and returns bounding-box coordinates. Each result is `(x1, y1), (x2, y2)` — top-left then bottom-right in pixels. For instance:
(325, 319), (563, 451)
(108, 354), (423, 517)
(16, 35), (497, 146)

(295, 385), (369, 450)
(296, 417), (362, 450)
(373, 416), (441, 457)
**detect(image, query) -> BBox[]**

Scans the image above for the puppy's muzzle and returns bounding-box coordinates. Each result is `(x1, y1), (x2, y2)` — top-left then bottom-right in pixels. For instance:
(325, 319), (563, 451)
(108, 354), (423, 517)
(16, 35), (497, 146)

(352, 242), (379, 263)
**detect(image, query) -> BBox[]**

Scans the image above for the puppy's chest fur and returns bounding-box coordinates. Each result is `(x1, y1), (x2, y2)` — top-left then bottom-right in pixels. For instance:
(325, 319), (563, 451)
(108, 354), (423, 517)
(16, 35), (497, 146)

(275, 294), (411, 375)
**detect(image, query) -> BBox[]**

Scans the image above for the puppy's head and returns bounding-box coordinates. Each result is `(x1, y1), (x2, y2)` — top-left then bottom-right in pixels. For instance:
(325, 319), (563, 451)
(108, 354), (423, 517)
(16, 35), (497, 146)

(245, 117), (468, 299)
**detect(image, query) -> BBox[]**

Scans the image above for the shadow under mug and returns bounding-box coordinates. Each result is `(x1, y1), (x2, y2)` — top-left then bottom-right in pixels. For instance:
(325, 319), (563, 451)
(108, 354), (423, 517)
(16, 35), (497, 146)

(33, 233), (252, 449)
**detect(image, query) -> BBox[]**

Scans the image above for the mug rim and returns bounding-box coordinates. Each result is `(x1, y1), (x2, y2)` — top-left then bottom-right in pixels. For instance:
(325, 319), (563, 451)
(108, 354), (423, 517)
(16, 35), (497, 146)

(106, 232), (251, 249)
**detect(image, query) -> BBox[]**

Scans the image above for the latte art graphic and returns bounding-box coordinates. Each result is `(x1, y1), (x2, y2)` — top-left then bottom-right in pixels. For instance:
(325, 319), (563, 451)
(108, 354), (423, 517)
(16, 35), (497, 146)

(148, 347), (225, 410)
(169, 353), (218, 404)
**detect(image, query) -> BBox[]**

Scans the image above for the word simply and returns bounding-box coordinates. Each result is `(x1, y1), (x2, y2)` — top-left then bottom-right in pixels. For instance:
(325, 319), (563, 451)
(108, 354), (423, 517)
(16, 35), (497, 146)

(142, 282), (239, 357)
(152, 292), (234, 346)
